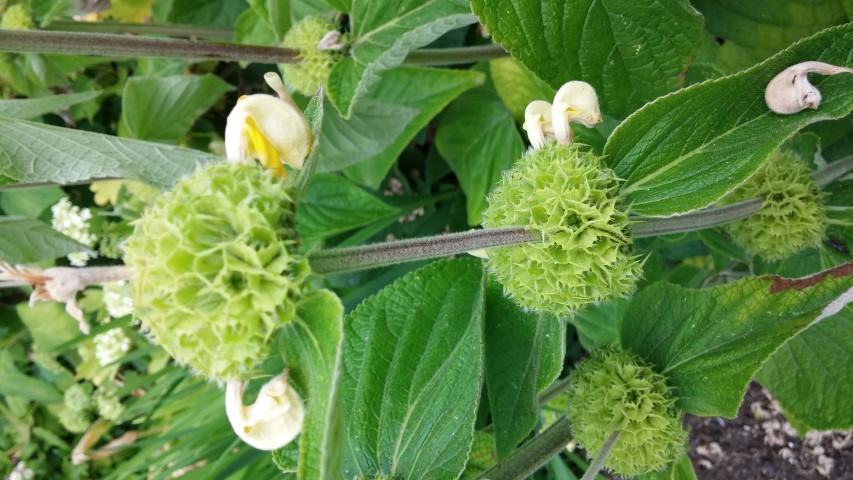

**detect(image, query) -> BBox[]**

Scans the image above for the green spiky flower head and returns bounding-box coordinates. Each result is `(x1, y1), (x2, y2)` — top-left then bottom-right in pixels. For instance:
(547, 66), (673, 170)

(280, 16), (347, 96)
(567, 345), (687, 476)
(1, 4), (34, 30)
(482, 142), (642, 316)
(724, 150), (825, 261)
(123, 163), (310, 383)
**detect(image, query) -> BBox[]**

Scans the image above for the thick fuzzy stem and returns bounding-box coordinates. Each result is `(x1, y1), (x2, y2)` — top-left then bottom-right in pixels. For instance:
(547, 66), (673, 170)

(580, 430), (621, 480)
(0, 30), (299, 64)
(308, 226), (535, 274)
(403, 44), (508, 65)
(814, 155), (853, 188)
(631, 199), (764, 237)
(477, 416), (573, 480)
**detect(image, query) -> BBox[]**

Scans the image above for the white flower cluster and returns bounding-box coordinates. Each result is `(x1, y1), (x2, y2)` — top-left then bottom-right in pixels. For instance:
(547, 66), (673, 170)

(7, 461), (34, 480)
(93, 328), (131, 366)
(103, 280), (133, 318)
(51, 197), (97, 266)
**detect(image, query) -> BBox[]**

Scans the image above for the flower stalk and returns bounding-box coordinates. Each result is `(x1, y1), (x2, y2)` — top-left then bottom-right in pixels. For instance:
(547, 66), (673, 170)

(579, 430), (621, 480)
(0, 29), (506, 66)
(0, 30), (300, 64)
(476, 416), (573, 480)
(308, 226), (536, 274)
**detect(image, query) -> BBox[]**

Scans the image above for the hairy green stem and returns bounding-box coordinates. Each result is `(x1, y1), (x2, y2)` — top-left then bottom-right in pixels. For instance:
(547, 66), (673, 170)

(477, 416), (573, 480)
(308, 226), (536, 274)
(630, 198), (763, 237)
(0, 30), (507, 66)
(0, 30), (299, 63)
(814, 155), (853, 188)
(44, 20), (233, 39)
(403, 44), (508, 65)
(579, 430), (621, 480)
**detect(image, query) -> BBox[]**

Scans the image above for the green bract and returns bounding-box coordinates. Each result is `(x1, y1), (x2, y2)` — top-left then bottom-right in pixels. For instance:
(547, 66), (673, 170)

(123, 163), (309, 383)
(567, 345), (687, 476)
(724, 150), (825, 261)
(482, 142), (641, 316)
(281, 16), (346, 96)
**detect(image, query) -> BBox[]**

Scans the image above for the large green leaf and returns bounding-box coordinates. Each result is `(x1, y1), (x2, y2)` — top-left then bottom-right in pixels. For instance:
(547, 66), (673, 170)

(247, 0), (291, 42)
(484, 280), (565, 459)
(0, 118), (221, 189)
(16, 302), (79, 352)
(568, 298), (627, 350)
(605, 24), (853, 216)
(435, 87), (524, 225)
(343, 259), (485, 479)
(326, 0), (477, 117)
(0, 186), (63, 217)
(756, 305), (853, 431)
(691, 0), (847, 75)
(119, 75), (233, 144)
(167, 0), (248, 28)
(0, 350), (63, 403)
(296, 173), (400, 242)
(620, 261), (853, 417)
(489, 57), (556, 123)
(0, 91), (101, 120)
(470, 0), (703, 118)
(279, 290), (345, 480)
(317, 66), (483, 188)
(0, 216), (89, 264)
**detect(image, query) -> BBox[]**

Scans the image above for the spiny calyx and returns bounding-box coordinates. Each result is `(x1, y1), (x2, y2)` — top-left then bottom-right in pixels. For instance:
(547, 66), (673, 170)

(123, 163), (310, 383)
(482, 142), (641, 316)
(724, 150), (825, 261)
(567, 345), (687, 476)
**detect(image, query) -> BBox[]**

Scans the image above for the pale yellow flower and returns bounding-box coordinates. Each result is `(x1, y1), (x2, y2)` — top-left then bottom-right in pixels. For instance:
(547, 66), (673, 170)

(551, 81), (602, 145)
(224, 73), (312, 179)
(225, 372), (304, 450)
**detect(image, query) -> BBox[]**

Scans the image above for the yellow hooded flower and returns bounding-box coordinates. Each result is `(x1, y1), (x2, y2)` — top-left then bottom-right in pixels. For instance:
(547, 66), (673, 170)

(225, 73), (312, 179)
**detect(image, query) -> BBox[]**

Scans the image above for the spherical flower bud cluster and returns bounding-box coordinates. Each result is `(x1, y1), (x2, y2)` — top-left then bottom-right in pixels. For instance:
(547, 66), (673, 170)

(281, 16), (346, 96)
(63, 383), (93, 412)
(567, 345), (687, 476)
(482, 142), (642, 316)
(94, 387), (124, 421)
(51, 197), (97, 266)
(724, 150), (825, 261)
(1, 4), (34, 30)
(123, 163), (310, 383)
(57, 406), (91, 433)
(93, 328), (131, 366)
(59, 382), (94, 433)
(103, 280), (134, 318)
